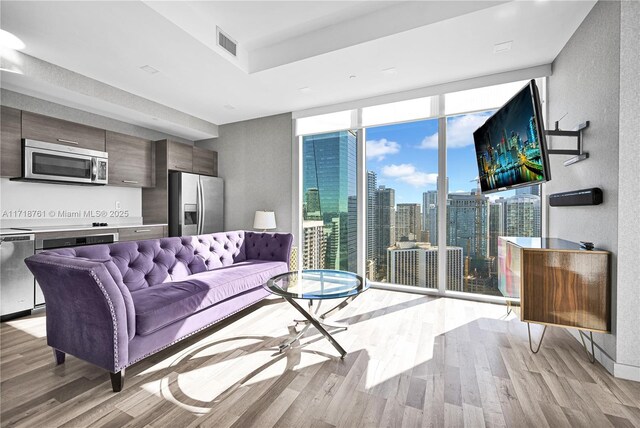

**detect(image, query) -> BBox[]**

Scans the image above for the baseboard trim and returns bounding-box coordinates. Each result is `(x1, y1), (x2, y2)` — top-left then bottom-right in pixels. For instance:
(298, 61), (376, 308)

(614, 362), (640, 382)
(567, 329), (640, 381)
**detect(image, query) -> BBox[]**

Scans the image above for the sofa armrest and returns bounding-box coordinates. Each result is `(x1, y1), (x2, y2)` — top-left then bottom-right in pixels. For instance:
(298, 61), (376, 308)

(25, 254), (132, 372)
(244, 232), (293, 266)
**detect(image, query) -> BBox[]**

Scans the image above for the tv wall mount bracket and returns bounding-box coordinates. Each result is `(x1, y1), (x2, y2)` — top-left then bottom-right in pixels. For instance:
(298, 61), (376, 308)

(544, 120), (590, 166)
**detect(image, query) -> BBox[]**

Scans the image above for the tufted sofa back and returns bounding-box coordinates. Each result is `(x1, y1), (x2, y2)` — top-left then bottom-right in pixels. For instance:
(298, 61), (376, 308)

(41, 231), (292, 293)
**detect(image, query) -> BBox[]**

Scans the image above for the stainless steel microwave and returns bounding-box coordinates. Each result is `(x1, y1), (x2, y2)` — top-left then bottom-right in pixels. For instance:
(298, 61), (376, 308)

(21, 139), (108, 185)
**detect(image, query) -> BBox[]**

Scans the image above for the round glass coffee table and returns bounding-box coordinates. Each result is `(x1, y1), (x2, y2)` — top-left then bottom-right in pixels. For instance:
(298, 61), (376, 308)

(266, 269), (369, 358)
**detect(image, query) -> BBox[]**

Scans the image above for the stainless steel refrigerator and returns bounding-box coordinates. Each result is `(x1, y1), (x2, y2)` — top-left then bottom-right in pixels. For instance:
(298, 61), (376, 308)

(169, 172), (224, 237)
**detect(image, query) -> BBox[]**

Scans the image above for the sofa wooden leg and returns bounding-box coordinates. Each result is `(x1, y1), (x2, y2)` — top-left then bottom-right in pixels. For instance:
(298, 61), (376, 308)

(53, 349), (65, 365)
(110, 369), (125, 392)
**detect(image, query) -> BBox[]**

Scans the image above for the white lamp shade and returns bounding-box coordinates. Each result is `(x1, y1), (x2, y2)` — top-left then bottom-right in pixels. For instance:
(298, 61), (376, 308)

(253, 211), (276, 230)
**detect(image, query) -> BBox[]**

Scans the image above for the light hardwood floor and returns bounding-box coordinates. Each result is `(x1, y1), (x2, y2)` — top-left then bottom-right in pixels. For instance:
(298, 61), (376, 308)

(1, 289), (639, 428)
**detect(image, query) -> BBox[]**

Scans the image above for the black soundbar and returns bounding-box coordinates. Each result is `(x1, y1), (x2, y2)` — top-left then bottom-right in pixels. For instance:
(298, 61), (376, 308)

(549, 187), (603, 207)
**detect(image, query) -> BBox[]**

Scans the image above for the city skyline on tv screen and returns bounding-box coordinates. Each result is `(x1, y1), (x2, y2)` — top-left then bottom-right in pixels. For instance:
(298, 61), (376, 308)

(473, 82), (547, 193)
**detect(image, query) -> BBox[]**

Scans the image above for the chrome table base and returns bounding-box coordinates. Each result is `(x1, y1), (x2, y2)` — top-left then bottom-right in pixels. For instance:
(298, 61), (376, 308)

(280, 296), (356, 358)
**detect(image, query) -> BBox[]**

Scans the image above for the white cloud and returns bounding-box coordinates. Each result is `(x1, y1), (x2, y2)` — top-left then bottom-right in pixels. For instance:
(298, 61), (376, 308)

(382, 163), (416, 177)
(381, 163), (438, 188)
(418, 112), (492, 149)
(419, 133), (438, 149)
(366, 138), (400, 161)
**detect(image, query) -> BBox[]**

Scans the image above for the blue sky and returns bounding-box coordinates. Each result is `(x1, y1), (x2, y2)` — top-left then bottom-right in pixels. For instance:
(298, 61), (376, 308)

(366, 112), (506, 205)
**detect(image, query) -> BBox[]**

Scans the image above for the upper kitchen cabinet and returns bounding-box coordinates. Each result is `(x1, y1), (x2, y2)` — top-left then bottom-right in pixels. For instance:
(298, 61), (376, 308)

(106, 131), (155, 188)
(22, 111), (106, 152)
(0, 106), (22, 178)
(192, 146), (217, 176)
(166, 140), (193, 173)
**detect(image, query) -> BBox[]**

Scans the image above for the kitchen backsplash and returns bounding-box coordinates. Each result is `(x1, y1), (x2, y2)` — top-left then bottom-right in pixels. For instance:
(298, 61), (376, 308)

(0, 178), (142, 227)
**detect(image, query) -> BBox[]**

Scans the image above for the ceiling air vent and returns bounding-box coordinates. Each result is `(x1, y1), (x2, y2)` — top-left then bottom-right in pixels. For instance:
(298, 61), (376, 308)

(217, 27), (237, 57)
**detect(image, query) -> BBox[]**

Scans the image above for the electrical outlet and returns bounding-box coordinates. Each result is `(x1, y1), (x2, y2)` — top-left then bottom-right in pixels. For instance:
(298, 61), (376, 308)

(115, 201), (121, 209)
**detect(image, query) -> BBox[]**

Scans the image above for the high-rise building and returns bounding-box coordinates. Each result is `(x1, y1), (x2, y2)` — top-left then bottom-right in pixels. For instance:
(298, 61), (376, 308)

(302, 131), (357, 272)
(446, 193), (490, 260)
(366, 171), (377, 273)
(375, 186), (395, 280)
(421, 179), (447, 246)
(505, 194), (541, 237)
(489, 198), (506, 258)
(347, 195), (358, 272)
(515, 184), (541, 198)
(304, 188), (322, 220)
(387, 241), (463, 290)
(302, 221), (325, 269)
(422, 190), (438, 244)
(396, 203), (421, 241)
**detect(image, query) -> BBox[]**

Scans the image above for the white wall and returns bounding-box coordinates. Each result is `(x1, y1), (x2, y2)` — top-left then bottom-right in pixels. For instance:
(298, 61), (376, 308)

(615, 0), (640, 380)
(196, 113), (293, 234)
(547, 0), (639, 380)
(0, 178), (141, 227)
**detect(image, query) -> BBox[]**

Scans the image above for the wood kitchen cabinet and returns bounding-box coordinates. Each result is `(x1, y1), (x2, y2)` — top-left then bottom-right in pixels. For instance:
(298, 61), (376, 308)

(166, 140), (193, 172)
(22, 111), (106, 152)
(106, 131), (155, 188)
(0, 106), (22, 178)
(117, 225), (166, 241)
(192, 146), (217, 176)
(142, 140), (217, 225)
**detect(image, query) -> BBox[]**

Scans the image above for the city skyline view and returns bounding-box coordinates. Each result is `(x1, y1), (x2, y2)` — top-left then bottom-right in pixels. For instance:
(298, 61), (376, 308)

(365, 111), (523, 207)
(302, 111), (541, 296)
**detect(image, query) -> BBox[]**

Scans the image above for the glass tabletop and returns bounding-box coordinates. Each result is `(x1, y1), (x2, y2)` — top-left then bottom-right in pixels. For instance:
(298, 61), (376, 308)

(266, 269), (368, 300)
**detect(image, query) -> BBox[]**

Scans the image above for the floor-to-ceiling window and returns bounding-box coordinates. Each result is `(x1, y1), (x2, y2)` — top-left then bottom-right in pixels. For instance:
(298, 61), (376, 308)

(364, 119), (439, 289)
(444, 112), (542, 296)
(301, 130), (358, 272)
(295, 78), (545, 301)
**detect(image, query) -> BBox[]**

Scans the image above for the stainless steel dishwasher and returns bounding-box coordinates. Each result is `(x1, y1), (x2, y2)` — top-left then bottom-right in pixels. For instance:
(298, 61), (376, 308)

(0, 234), (35, 318)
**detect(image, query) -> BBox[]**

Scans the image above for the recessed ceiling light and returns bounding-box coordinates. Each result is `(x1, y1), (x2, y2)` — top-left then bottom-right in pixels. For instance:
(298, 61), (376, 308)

(0, 29), (25, 50)
(140, 65), (159, 74)
(494, 41), (513, 53)
(381, 67), (397, 75)
(223, 104), (235, 110)
(349, 75), (357, 79)
(299, 87), (311, 93)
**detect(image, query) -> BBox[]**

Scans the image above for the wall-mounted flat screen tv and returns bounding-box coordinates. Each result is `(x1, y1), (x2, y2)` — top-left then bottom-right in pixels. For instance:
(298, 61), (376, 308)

(473, 80), (550, 194)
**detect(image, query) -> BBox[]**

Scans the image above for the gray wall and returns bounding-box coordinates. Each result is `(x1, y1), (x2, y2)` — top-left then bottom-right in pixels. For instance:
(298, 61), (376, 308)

(547, 0), (639, 379)
(616, 0), (640, 374)
(197, 113), (293, 234)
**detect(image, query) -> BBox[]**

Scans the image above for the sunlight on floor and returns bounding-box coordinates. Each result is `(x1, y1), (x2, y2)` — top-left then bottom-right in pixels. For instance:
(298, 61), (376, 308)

(4, 312), (46, 338)
(135, 293), (519, 416)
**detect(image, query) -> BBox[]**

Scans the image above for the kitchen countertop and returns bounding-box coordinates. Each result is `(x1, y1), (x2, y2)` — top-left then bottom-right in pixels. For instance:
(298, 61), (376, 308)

(0, 223), (167, 236)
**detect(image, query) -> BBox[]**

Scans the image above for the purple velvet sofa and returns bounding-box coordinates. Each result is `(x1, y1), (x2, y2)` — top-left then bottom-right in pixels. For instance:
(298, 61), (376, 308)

(25, 230), (292, 392)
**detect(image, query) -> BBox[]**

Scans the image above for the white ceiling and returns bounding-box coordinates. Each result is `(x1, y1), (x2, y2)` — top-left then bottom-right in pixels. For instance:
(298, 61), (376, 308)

(0, 0), (595, 135)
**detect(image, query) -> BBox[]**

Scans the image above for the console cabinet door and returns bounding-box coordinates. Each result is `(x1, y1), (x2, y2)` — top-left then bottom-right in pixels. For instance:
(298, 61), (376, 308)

(22, 111), (106, 152)
(167, 141), (193, 172)
(106, 131), (155, 187)
(192, 147), (217, 176)
(0, 106), (22, 178)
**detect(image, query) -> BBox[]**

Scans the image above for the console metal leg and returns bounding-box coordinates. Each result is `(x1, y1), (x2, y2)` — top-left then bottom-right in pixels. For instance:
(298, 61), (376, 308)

(579, 331), (596, 364)
(284, 297), (347, 358)
(527, 323), (547, 354)
(506, 300), (513, 316)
